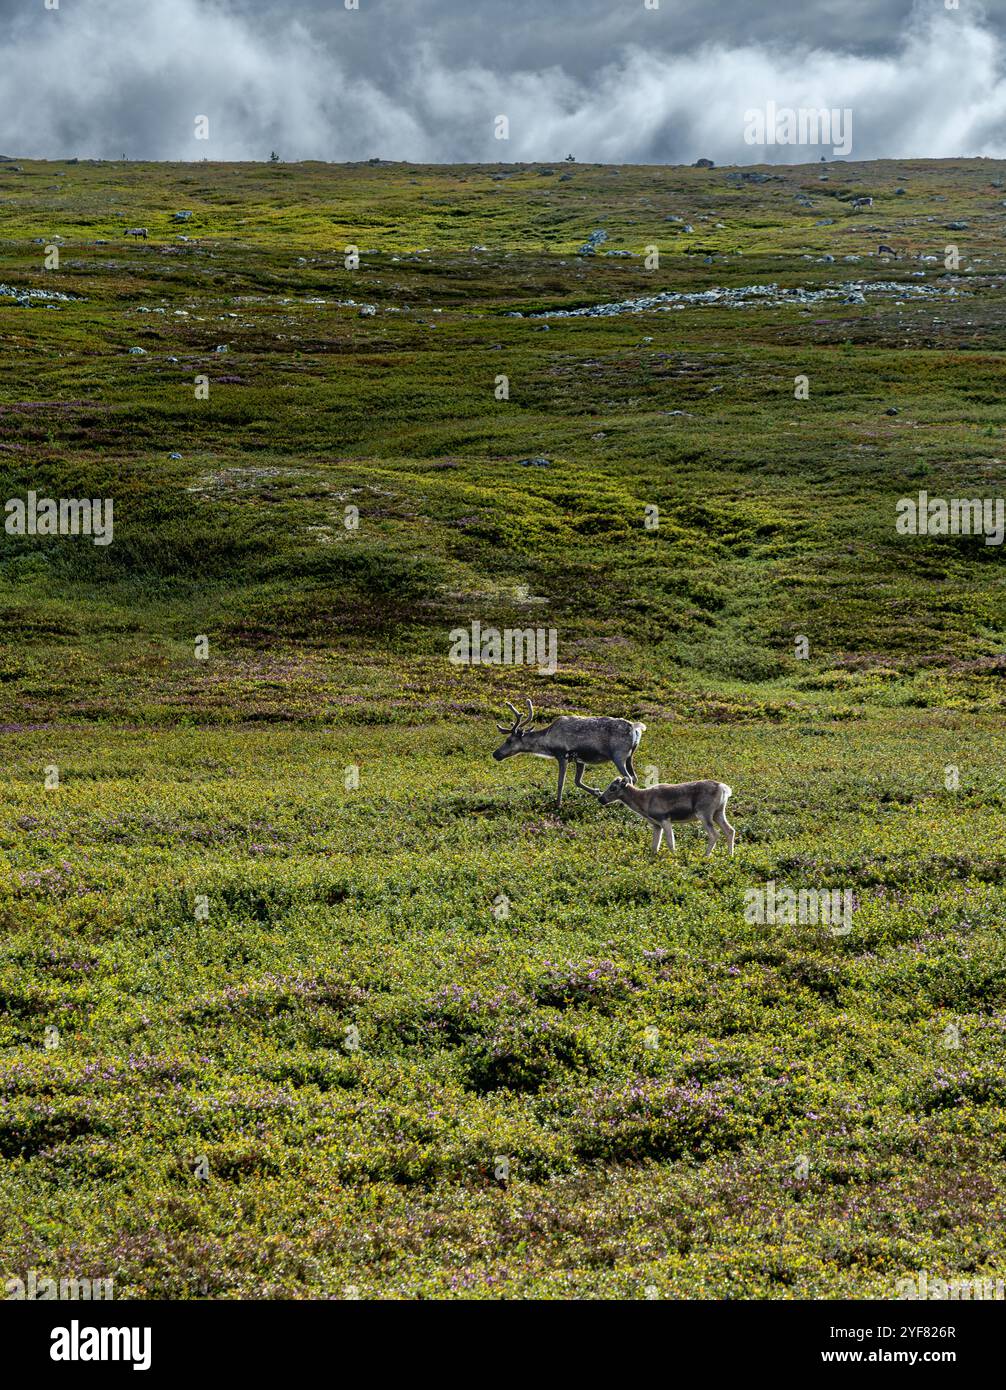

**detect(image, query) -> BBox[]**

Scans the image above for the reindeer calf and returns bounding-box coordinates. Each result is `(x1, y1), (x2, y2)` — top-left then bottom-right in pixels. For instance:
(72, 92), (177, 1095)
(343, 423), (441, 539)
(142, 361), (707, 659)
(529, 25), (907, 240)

(599, 776), (735, 857)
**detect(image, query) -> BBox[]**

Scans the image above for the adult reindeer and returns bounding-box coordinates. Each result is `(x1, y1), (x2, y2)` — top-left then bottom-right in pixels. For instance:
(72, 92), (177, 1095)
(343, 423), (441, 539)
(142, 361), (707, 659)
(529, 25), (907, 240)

(491, 699), (646, 810)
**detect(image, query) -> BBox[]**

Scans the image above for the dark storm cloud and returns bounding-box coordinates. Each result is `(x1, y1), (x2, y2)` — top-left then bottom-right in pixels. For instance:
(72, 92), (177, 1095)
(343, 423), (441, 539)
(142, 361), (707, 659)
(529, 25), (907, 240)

(2, 0), (1006, 162)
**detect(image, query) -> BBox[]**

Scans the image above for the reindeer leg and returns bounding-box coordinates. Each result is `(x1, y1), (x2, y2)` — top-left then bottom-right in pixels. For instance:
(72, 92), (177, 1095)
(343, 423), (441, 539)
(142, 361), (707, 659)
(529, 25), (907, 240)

(574, 761), (601, 798)
(555, 757), (568, 810)
(714, 808), (735, 855)
(650, 823), (664, 857)
(612, 754), (633, 783)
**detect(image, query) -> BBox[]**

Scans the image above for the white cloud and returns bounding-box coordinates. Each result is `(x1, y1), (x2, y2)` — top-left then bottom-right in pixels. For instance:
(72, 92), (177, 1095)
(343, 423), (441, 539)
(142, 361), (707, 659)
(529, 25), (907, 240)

(2, 0), (1005, 162)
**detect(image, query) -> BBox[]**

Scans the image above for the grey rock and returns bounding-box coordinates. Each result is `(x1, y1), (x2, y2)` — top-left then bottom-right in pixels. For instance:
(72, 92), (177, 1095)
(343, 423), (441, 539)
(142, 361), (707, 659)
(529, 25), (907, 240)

(528, 277), (956, 321)
(576, 229), (608, 256)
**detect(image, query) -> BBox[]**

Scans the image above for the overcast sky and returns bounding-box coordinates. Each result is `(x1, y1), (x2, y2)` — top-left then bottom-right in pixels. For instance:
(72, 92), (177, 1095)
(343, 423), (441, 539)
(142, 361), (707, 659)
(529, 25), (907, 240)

(2, 0), (1005, 164)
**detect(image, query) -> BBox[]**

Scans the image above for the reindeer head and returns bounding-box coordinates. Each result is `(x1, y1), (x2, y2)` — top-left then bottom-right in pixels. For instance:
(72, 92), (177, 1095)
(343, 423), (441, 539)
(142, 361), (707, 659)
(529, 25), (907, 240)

(599, 777), (630, 805)
(491, 699), (535, 760)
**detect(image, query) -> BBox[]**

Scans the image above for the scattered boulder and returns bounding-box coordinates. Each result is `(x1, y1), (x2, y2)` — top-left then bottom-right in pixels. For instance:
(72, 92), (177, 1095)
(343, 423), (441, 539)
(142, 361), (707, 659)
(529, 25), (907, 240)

(518, 456), (551, 468)
(527, 277), (954, 322)
(576, 229), (608, 256)
(694, 158), (715, 168)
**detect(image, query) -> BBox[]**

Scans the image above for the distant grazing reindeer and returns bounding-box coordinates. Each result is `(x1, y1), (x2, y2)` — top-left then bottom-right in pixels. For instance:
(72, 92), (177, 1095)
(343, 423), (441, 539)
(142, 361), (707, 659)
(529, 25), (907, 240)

(599, 776), (735, 857)
(492, 699), (646, 810)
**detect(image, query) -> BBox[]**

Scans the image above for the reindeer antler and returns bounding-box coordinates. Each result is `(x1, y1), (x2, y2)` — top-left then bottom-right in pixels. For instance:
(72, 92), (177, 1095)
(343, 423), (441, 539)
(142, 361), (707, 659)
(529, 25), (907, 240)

(496, 699), (536, 734)
(497, 700), (525, 733)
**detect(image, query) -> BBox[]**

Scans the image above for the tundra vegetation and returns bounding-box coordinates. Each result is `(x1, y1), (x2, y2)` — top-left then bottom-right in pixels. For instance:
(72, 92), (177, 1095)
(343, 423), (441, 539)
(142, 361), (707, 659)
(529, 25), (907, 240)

(0, 157), (1005, 1298)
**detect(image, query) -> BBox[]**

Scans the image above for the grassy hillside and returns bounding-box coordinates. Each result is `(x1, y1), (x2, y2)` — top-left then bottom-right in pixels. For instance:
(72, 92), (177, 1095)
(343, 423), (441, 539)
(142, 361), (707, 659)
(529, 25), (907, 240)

(1, 156), (1005, 1298)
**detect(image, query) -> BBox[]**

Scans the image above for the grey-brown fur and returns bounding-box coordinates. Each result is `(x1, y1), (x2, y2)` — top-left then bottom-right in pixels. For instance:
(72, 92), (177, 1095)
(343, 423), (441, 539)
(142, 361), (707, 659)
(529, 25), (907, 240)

(599, 776), (735, 856)
(492, 699), (646, 810)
